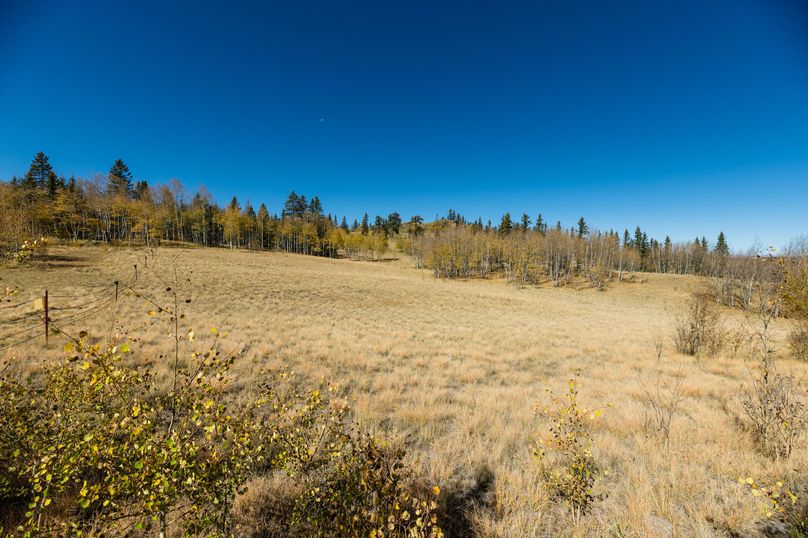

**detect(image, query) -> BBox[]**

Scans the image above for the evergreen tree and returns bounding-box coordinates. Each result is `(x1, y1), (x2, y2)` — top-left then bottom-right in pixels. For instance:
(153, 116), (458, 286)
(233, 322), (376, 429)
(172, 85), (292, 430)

(257, 203), (270, 248)
(360, 213), (369, 235)
(534, 213), (545, 233)
(623, 229), (631, 247)
(24, 151), (57, 190)
(715, 232), (729, 256)
(283, 191), (300, 218)
(386, 212), (401, 234)
(352, 218), (359, 231)
(577, 216), (589, 238)
(701, 236), (709, 251)
(520, 213), (531, 231)
(499, 212), (513, 234)
(47, 174), (65, 197)
(373, 215), (386, 233)
(407, 215), (424, 236)
(108, 159), (133, 195)
(308, 196), (324, 218)
(133, 180), (150, 200)
(341, 216), (349, 232)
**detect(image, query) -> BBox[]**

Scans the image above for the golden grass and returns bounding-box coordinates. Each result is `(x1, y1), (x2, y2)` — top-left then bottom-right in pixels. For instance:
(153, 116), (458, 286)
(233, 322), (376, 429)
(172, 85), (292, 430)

(2, 245), (806, 537)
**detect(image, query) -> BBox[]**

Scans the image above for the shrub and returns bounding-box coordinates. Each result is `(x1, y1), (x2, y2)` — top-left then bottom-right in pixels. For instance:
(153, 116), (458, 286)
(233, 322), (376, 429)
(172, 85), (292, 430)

(789, 322), (808, 361)
(739, 476), (806, 532)
(740, 370), (807, 460)
(534, 374), (608, 523)
(673, 292), (725, 356)
(0, 332), (264, 537)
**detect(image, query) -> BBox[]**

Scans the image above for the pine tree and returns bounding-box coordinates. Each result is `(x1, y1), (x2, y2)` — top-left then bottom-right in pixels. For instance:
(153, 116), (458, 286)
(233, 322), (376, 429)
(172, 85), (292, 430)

(283, 191), (300, 218)
(341, 216), (349, 232)
(308, 196), (324, 218)
(47, 174), (65, 197)
(360, 213), (369, 235)
(715, 232), (729, 256)
(373, 215), (386, 233)
(534, 213), (545, 233)
(499, 213), (513, 234)
(108, 159), (133, 195)
(386, 212), (401, 234)
(257, 203), (270, 249)
(24, 151), (57, 190)
(577, 217), (589, 238)
(520, 213), (531, 231)
(133, 180), (150, 200)
(623, 229), (631, 247)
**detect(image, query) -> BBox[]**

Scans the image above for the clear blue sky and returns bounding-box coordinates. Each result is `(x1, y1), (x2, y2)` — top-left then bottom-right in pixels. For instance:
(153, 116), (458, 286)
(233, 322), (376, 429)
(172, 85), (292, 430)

(1, 0), (807, 249)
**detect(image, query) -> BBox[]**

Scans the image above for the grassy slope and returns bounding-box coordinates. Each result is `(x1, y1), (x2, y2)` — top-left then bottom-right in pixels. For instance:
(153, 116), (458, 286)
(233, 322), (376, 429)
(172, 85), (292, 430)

(1, 245), (805, 537)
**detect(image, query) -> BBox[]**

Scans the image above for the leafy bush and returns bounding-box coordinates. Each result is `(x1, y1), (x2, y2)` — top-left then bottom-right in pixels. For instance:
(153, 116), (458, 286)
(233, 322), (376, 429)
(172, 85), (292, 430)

(673, 292), (725, 356)
(534, 374), (608, 522)
(0, 332), (264, 536)
(739, 476), (806, 532)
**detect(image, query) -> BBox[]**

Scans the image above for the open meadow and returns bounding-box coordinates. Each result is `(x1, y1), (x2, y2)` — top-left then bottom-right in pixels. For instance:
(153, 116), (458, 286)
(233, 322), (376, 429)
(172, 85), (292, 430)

(2, 245), (805, 537)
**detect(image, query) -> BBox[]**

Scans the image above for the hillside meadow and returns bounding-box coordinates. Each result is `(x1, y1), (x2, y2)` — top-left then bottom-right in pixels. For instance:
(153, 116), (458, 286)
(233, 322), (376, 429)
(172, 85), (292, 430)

(1, 245), (805, 537)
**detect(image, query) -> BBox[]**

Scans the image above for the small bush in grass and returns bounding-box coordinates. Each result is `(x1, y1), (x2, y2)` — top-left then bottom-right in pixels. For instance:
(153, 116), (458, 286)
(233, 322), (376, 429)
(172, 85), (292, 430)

(741, 369), (807, 460)
(534, 373), (609, 523)
(789, 322), (808, 361)
(673, 292), (725, 357)
(739, 476), (806, 533)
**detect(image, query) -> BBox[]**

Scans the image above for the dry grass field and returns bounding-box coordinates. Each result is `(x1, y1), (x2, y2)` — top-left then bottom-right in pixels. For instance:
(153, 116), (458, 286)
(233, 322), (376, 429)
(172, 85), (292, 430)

(2, 245), (806, 537)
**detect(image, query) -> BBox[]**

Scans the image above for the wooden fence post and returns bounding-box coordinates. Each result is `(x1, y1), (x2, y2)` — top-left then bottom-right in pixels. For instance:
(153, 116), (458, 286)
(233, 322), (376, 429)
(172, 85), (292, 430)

(44, 289), (49, 345)
(115, 281), (119, 303)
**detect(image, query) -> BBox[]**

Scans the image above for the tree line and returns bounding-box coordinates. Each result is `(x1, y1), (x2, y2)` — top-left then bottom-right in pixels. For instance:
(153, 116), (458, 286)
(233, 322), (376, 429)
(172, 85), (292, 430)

(0, 151), (757, 287)
(0, 152), (406, 260)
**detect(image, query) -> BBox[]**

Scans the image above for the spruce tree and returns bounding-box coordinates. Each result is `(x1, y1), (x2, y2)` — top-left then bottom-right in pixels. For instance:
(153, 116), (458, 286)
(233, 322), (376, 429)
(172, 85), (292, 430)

(308, 196), (324, 218)
(24, 151), (57, 190)
(47, 174), (65, 197)
(386, 212), (401, 234)
(715, 232), (729, 256)
(520, 213), (531, 231)
(341, 216), (349, 232)
(577, 216), (589, 238)
(283, 191), (299, 218)
(499, 212), (513, 234)
(133, 180), (150, 200)
(108, 159), (133, 195)
(534, 213), (545, 233)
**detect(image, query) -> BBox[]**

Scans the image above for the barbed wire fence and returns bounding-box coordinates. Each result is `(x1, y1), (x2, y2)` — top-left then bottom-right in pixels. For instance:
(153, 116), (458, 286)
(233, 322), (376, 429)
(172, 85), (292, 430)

(0, 265), (139, 354)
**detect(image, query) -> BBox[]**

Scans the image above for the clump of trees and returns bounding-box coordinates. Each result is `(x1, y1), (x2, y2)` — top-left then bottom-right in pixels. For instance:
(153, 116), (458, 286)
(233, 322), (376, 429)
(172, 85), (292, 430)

(411, 212), (738, 288)
(0, 152), (407, 262)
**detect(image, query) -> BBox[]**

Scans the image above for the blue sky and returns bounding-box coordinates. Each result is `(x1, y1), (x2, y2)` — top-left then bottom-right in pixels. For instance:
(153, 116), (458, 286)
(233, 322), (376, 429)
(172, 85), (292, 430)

(1, 0), (807, 249)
